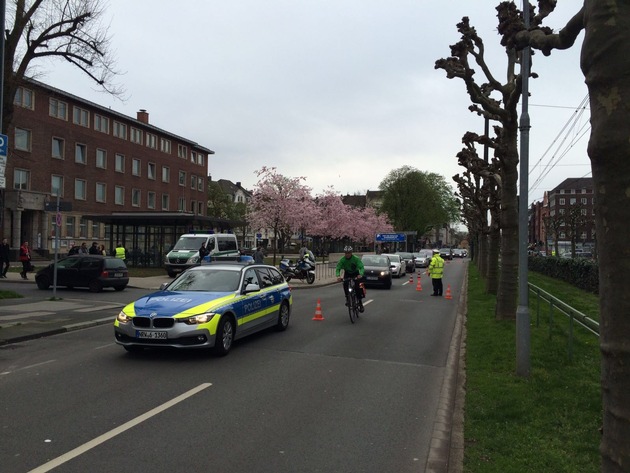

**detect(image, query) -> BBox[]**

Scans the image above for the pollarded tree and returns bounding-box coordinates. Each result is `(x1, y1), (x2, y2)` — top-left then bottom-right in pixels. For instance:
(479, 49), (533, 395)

(501, 1), (630, 469)
(435, 8), (544, 319)
(248, 167), (312, 265)
(4, 0), (122, 132)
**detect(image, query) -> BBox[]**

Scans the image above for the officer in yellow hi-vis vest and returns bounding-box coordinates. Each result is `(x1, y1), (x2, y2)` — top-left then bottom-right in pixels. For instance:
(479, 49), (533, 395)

(115, 242), (127, 262)
(427, 248), (445, 296)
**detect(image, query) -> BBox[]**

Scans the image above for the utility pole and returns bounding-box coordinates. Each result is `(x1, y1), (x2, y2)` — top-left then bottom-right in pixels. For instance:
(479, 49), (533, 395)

(516, 3), (531, 377)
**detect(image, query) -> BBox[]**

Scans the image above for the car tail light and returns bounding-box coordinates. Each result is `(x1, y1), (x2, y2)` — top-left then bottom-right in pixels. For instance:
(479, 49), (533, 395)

(101, 270), (109, 278)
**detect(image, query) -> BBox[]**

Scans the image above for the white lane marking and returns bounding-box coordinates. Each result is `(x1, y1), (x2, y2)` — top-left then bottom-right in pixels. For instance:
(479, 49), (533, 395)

(93, 343), (116, 350)
(75, 305), (122, 313)
(28, 383), (212, 473)
(0, 359), (57, 376)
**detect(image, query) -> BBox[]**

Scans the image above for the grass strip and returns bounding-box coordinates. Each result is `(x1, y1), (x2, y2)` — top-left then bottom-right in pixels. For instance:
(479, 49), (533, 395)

(464, 264), (601, 472)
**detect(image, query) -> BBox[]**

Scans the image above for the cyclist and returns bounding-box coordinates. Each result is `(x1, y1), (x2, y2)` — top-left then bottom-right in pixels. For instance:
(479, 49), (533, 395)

(335, 246), (365, 312)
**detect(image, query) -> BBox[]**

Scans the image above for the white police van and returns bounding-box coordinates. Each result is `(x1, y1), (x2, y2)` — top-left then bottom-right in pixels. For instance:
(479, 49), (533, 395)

(164, 233), (239, 277)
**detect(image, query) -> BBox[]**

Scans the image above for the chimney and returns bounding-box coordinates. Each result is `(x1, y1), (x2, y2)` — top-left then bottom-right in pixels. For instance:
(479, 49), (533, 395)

(236, 182), (241, 187)
(137, 109), (149, 124)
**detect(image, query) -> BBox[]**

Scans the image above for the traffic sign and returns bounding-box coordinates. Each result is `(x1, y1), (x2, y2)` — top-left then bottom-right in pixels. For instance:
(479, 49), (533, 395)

(56, 212), (62, 227)
(0, 134), (7, 157)
(375, 233), (406, 242)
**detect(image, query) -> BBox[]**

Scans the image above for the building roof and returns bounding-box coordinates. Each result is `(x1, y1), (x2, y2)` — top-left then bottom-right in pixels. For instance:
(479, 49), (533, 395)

(24, 77), (215, 154)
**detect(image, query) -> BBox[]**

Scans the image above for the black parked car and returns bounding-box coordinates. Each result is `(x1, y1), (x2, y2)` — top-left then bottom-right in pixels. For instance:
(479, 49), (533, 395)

(35, 255), (129, 292)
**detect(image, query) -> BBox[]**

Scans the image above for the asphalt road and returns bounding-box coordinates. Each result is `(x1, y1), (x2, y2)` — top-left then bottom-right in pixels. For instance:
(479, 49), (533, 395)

(0, 259), (467, 473)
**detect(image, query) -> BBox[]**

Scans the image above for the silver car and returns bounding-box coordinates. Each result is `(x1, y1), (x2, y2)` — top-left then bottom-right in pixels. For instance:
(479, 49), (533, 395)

(413, 249), (433, 268)
(382, 254), (405, 278)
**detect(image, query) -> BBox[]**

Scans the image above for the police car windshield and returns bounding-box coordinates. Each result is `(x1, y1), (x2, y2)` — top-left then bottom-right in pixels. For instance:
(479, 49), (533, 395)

(173, 236), (209, 251)
(169, 269), (241, 292)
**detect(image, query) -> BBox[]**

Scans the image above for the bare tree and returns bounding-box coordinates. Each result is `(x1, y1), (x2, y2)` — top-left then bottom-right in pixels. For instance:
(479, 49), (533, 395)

(501, 1), (630, 469)
(3, 0), (123, 132)
(435, 13), (531, 319)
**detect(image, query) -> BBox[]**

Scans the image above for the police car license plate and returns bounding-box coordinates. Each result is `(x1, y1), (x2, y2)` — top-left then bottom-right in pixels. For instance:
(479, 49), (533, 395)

(136, 331), (167, 340)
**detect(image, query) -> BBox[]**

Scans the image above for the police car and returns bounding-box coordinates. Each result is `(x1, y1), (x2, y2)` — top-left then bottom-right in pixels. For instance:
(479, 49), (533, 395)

(114, 262), (292, 356)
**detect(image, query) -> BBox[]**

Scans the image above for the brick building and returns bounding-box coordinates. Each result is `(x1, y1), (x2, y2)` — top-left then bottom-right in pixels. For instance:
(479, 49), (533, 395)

(3, 79), (220, 264)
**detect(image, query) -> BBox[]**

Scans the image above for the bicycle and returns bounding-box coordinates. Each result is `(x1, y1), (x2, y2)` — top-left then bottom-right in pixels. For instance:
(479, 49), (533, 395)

(344, 277), (361, 324)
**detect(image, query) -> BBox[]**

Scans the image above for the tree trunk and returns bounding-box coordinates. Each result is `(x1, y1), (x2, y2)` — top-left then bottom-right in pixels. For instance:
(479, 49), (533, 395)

(581, 2), (630, 469)
(486, 213), (500, 296)
(495, 143), (519, 319)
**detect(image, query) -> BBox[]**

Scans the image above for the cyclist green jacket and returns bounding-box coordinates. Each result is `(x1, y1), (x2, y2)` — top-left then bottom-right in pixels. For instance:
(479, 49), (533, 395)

(335, 254), (364, 278)
(428, 254), (444, 279)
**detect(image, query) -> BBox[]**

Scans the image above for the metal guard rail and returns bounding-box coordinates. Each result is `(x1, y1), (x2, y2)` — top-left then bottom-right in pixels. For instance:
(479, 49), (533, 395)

(528, 282), (599, 335)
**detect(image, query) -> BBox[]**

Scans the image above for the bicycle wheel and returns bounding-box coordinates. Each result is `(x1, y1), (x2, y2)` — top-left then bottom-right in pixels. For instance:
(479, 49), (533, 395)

(347, 294), (357, 324)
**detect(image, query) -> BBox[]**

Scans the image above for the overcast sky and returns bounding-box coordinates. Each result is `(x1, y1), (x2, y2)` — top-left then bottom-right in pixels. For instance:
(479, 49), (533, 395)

(42, 1), (589, 205)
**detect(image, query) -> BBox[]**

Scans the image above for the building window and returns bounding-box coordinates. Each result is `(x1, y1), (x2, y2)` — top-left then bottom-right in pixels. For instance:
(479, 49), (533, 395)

(14, 87), (34, 109)
(559, 198), (565, 205)
(113, 121), (127, 139)
(161, 194), (169, 210)
(179, 171), (186, 186)
(96, 148), (107, 168)
(197, 153), (204, 166)
(94, 114), (109, 133)
(146, 133), (157, 149)
(178, 197), (186, 212)
(162, 166), (170, 183)
(132, 188), (141, 207)
(147, 191), (156, 209)
(132, 158), (141, 176)
(570, 198), (576, 205)
(79, 218), (88, 238)
(559, 208), (565, 215)
(115, 154), (125, 173)
(49, 98), (68, 120)
(14, 169), (29, 190)
(191, 175), (197, 189)
(160, 138), (171, 154)
(581, 209), (587, 215)
(52, 137), (65, 159)
(75, 179), (87, 200)
(178, 144), (188, 159)
(147, 162), (156, 180)
(75, 143), (87, 164)
(115, 186), (124, 205)
(73, 106), (89, 127)
(96, 182), (106, 203)
(92, 221), (101, 239)
(198, 201), (204, 215)
(51, 175), (64, 197)
(66, 216), (75, 238)
(15, 128), (31, 151)
(197, 177), (203, 191)
(191, 151), (197, 163)
(130, 127), (143, 144)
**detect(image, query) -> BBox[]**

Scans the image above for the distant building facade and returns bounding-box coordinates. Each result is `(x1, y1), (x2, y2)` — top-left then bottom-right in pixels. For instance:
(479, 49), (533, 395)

(4, 78), (218, 263)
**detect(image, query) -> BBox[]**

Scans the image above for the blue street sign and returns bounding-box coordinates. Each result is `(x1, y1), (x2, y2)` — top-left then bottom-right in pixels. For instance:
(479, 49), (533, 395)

(375, 233), (406, 242)
(0, 134), (7, 157)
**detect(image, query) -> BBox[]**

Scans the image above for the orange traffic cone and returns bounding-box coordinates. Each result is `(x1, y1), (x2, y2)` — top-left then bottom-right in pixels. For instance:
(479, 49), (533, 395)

(312, 299), (325, 320)
(444, 284), (453, 300)
(416, 277), (422, 291)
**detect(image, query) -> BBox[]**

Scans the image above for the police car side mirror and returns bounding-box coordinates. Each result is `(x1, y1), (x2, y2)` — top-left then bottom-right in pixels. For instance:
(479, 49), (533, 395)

(244, 283), (261, 293)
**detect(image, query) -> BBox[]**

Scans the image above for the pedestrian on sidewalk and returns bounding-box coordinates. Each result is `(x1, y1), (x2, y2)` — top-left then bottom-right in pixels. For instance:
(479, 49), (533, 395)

(0, 238), (10, 278)
(19, 241), (32, 280)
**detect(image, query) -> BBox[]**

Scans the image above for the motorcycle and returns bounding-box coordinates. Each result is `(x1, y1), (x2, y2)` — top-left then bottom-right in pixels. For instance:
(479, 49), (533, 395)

(279, 257), (316, 284)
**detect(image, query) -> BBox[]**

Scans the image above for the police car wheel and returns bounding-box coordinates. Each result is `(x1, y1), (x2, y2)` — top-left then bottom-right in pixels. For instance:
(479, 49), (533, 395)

(213, 316), (235, 356)
(275, 301), (290, 331)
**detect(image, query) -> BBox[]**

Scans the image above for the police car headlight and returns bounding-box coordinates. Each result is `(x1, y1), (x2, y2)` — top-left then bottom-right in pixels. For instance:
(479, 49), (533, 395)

(187, 255), (200, 264)
(117, 310), (131, 323)
(182, 312), (216, 325)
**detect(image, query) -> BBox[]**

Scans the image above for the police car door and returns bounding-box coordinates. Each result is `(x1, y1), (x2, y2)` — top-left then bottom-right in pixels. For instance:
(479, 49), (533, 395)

(238, 267), (267, 334)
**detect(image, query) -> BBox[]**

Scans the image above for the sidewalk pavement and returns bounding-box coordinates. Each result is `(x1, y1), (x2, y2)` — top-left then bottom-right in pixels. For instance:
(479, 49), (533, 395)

(0, 271), (338, 346)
